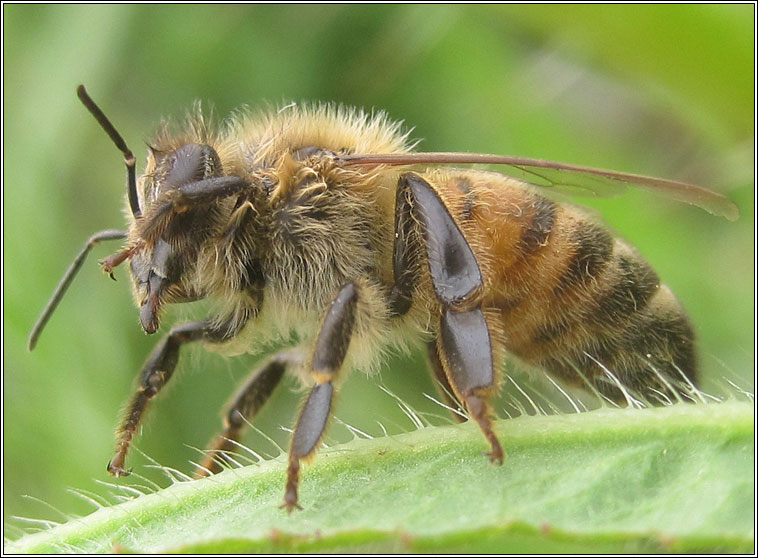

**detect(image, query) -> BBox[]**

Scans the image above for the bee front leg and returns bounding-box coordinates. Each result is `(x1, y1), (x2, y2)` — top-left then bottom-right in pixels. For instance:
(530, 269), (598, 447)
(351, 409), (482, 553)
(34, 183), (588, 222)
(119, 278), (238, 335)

(108, 318), (244, 477)
(282, 282), (359, 513)
(393, 172), (503, 463)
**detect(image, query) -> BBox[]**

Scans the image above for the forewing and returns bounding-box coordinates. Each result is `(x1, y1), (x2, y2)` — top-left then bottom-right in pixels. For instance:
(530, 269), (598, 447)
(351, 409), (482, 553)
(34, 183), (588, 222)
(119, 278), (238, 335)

(337, 152), (739, 221)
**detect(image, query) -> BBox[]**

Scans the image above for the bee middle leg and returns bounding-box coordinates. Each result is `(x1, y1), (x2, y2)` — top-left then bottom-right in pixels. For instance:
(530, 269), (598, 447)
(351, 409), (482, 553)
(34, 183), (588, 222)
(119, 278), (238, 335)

(391, 172), (503, 463)
(195, 351), (301, 476)
(282, 282), (359, 513)
(108, 318), (244, 477)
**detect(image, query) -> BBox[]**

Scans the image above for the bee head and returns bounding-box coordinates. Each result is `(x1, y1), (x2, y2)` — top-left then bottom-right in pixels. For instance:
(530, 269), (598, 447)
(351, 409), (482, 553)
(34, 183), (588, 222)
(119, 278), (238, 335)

(117, 142), (227, 334)
(29, 89), (243, 349)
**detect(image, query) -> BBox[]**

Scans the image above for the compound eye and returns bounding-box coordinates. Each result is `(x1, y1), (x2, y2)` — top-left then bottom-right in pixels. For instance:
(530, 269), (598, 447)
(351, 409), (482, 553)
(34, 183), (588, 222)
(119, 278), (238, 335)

(160, 143), (222, 193)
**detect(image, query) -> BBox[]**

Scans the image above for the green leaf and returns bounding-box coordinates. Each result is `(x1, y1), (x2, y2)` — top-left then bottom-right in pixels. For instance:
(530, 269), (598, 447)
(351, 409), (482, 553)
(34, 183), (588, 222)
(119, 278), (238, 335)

(6, 401), (753, 554)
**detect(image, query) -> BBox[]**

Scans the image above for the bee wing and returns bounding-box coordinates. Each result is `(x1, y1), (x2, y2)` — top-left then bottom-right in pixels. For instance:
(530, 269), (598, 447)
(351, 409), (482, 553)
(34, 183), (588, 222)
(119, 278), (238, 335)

(338, 152), (739, 221)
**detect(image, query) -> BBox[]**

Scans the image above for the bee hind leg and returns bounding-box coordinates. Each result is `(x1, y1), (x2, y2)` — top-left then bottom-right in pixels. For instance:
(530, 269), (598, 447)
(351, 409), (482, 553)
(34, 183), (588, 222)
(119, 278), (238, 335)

(438, 307), (503, 464)
(426, 341), (466, 422)
(392, 172), (503, 463)
(282, 282), (359, 513)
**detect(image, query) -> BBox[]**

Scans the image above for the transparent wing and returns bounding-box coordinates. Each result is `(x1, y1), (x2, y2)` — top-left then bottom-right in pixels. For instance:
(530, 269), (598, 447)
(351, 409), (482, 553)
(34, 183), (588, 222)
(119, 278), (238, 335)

(337, 152), (739, 221)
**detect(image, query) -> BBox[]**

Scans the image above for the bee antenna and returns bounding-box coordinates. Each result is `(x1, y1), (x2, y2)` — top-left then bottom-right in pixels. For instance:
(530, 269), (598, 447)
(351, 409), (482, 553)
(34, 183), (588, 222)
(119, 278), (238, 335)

(76, 85), (142, 219)
(28, 229), (127, 351)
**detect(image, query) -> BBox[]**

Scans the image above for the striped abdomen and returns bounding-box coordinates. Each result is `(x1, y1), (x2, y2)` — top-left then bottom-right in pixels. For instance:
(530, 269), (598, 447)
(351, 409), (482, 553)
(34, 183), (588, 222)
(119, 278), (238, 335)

(429, 169), (696, 403)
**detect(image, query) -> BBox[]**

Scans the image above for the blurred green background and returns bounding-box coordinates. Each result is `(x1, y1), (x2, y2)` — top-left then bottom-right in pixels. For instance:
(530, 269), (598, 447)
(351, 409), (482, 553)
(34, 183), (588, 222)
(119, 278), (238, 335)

(3, 4), (753, 536)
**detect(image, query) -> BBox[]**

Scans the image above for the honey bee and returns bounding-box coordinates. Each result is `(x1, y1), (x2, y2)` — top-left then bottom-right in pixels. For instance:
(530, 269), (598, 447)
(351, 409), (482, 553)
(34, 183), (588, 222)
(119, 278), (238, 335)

(29, 86), (738, 513)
